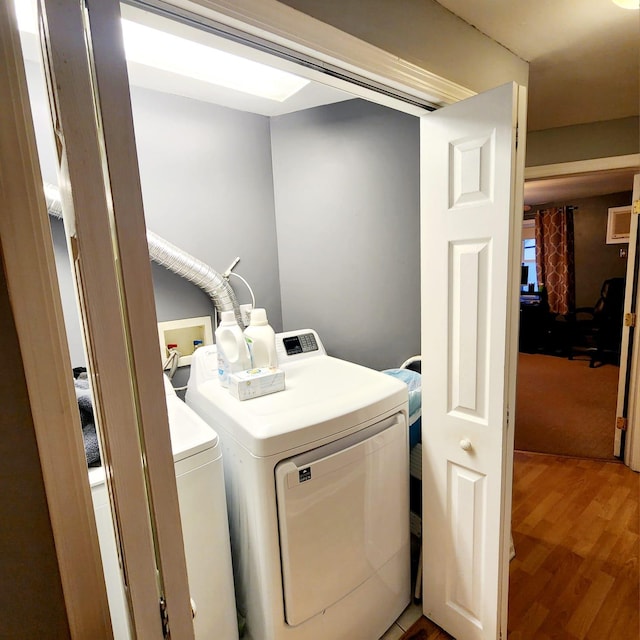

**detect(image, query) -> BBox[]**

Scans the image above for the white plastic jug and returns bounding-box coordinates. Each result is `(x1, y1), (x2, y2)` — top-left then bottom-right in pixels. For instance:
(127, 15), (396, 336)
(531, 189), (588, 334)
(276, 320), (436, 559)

(244, 308), (277, 368)
(216, 310), (251, 387)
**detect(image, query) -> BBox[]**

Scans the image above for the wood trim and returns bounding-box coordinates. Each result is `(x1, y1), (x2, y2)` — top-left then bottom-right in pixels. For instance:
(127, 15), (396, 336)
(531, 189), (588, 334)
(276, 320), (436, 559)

(86, 0), (194, 634)
(40, 0), (167, 635)
(0, 3), (112, 637)
(525, 154), (640, 180)
(155, 0), (476, 107)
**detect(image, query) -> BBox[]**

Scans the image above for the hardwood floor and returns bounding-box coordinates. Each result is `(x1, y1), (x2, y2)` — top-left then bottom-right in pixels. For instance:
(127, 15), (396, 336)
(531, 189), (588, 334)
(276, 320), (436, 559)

(508, 451), (639, 639)
(396, 614), (453, 639)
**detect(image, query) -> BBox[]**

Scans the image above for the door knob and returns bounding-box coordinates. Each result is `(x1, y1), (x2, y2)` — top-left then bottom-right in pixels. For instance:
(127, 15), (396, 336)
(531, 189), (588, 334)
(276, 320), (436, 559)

(460, 439), (472, 451)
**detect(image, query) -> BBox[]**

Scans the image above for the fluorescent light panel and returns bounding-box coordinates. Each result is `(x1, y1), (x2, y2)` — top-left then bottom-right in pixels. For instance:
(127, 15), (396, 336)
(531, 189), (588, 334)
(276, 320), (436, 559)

(14, 0), (36, 32)
(121, 21), (309, 102)
(14, 1), (310, 102)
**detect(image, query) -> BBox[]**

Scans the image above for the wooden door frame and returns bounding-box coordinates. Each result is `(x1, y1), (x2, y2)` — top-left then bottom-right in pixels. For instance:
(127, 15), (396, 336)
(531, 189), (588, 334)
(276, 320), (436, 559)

(0, 3), (112, 636)
(37, 0), (196, 635)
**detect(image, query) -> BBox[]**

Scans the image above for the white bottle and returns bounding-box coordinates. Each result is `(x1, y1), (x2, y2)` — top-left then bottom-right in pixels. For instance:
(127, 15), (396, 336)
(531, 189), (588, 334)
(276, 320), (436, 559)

(244, 308), (277, 368)
(216, 310), (251, 387)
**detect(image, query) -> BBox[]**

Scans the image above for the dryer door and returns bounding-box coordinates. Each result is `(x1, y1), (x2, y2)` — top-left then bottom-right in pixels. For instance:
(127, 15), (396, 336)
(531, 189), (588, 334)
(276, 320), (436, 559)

(275, 412), (409, 626)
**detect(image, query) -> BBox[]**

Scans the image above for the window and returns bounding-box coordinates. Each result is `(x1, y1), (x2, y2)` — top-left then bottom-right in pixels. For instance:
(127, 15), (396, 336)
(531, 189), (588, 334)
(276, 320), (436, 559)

(521, 219), (537, 291)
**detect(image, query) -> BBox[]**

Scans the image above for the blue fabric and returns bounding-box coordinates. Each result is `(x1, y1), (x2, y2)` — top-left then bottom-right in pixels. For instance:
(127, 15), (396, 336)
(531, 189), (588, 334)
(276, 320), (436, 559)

(382, 368), (422, 447)
(409, 417), (421, 449)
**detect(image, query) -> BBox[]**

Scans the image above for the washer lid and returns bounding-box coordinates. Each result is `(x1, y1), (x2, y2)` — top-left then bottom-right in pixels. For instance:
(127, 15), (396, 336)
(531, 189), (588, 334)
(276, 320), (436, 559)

(164, 372), (218, 462)
(87, 401), (217, 488)
(187, 355), (408, 457)
(166, 393), (218, 463)
(88, 465), (106, 489)
(89, 381), (218, 487)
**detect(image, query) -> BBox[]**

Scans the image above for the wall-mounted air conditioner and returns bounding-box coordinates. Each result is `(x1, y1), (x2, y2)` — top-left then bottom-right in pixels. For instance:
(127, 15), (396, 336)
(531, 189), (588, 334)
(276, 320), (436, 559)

(606, 205), (632, 244)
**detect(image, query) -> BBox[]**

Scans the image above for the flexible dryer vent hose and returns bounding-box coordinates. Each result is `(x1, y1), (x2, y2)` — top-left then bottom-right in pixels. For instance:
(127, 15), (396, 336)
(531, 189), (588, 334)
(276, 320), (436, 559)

(44, 183), (244, 327)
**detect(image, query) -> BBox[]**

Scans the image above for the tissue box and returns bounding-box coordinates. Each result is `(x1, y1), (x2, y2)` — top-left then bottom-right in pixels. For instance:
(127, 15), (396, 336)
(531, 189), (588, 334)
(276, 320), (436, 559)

(228, 367), (285, 401)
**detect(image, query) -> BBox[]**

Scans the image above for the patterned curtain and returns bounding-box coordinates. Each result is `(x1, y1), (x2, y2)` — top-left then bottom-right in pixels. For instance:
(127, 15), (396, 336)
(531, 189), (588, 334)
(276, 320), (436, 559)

(534, 206), (576, 315)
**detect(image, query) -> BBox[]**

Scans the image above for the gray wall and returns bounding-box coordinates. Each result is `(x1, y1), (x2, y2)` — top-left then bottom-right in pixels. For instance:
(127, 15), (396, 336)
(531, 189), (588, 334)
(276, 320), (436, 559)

(531, 191), (633, 308)
(30, 59), (420, 373)
(271, 99), (421, 370)
(27, 58), (283, 367)
(526, 117), (640, 167)
(130, 87), (283, 330)
(574, 192), (632, 308)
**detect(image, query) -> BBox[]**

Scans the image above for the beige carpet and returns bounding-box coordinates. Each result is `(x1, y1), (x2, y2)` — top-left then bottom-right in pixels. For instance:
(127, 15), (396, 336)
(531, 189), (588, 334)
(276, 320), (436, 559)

(515, 353), (619, 459)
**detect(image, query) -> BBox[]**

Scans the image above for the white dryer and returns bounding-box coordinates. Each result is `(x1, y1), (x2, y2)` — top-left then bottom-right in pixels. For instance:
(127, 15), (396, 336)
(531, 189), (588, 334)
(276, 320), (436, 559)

(89, 375), (238, 639)
(187, 330), (410, 640)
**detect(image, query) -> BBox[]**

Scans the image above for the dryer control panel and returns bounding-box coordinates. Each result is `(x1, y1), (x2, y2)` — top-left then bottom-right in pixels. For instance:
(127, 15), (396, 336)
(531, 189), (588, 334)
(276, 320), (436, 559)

(276, 329), (326, 364)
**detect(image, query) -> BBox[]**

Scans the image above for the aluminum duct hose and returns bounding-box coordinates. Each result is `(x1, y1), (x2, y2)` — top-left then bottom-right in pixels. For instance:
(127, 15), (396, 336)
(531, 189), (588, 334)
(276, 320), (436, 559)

(146, 230), (243, 326)
(44, 183), (243, 327)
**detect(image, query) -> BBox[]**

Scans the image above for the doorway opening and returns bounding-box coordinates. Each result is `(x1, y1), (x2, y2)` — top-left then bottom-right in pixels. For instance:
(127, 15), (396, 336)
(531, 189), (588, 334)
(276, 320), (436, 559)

(508, 163), (640, 638)
(16, 1), (432, 637)
(515, 168), (637, 460)
(13, 0), (526, 637)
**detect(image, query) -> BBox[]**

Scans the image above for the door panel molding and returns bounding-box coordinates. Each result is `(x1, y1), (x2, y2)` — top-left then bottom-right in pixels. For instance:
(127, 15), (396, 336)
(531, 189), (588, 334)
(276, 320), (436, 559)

(447, 462), (486, 627)
(449, 240), (490, 421)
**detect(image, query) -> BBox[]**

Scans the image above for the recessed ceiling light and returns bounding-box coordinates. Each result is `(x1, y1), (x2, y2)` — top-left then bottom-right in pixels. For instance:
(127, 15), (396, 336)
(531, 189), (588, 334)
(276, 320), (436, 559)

(612, 0), (640, 9)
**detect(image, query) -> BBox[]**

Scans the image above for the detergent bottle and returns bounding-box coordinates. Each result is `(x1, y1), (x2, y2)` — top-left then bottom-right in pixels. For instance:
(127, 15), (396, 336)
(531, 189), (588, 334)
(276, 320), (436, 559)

(244, 308), (277, 368)
(215, 310), (251, 387)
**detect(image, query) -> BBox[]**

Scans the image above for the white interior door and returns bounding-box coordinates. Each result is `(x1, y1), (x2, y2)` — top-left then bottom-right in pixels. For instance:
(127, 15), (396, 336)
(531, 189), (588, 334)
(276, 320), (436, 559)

(420, 82), (526, 640)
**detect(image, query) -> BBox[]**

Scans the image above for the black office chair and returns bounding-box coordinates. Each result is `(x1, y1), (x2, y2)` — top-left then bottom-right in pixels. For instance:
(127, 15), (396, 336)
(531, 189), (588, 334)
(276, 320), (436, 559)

(568, 277), (625, 367)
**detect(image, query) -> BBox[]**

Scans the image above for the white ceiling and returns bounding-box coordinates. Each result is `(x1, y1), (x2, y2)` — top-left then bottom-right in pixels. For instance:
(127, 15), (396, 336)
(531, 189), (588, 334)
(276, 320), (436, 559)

(435, 0), (640, 131)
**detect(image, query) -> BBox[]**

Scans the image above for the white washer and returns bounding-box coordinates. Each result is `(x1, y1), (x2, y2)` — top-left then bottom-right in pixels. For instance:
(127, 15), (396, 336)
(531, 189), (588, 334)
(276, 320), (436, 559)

(89, 375), (238, 639)
(186, 329), (410, 640)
